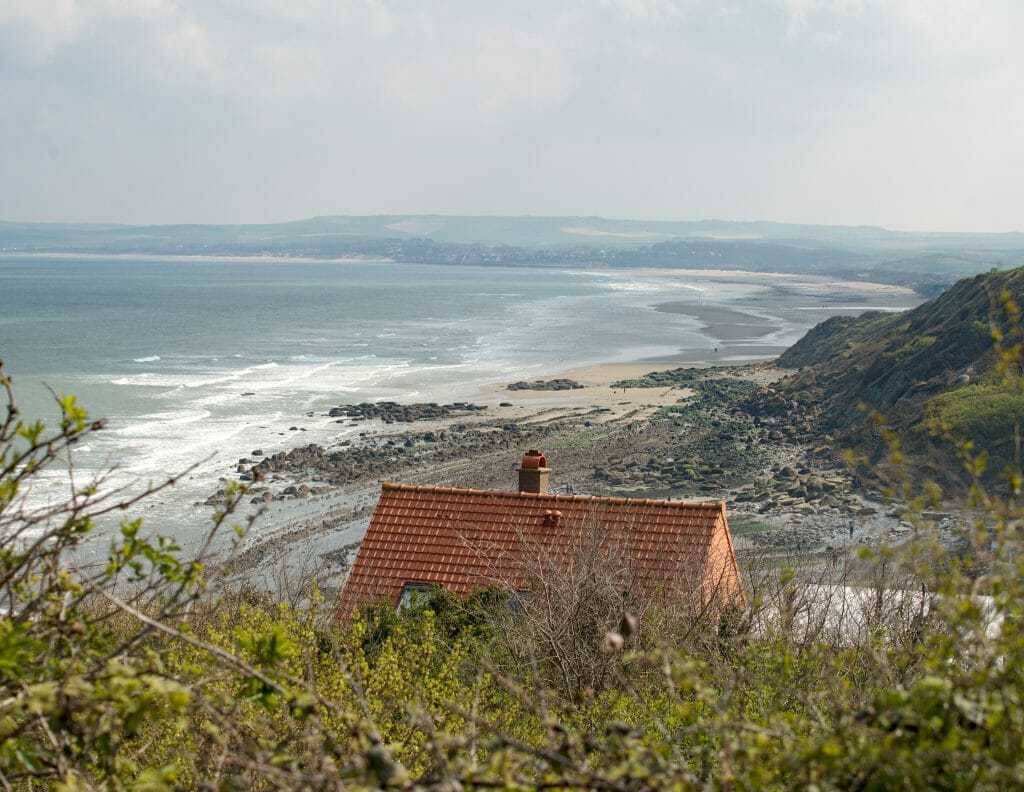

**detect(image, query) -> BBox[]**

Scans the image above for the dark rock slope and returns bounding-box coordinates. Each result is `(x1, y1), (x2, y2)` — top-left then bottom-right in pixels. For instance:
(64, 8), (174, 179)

(776, 266), (1024, 436)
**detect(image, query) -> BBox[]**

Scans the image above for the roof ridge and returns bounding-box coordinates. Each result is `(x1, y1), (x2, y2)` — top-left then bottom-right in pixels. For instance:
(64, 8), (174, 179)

(380, 482), (724, 511)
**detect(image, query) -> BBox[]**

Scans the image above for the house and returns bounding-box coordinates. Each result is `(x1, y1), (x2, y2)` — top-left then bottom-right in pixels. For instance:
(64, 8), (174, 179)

(337, 450), (744, 615)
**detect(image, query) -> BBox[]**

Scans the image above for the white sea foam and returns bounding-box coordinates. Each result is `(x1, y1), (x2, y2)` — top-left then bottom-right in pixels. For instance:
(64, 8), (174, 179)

(602, 281), (669, 293)
(6, 259), (926, 554)
(111, 374), (161, 386)
(116, 409), (211, 438)
(114, 362), (287, 391)
(470, 293), (524, 298)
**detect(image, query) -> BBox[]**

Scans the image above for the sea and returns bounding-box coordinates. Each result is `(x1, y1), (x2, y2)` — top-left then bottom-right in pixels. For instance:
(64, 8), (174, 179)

(1, 256), (921, 550)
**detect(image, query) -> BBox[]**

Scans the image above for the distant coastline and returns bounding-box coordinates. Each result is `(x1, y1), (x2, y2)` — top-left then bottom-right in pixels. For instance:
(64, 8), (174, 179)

(4, 214), (1021, 299)
(0, 251), (393, 264)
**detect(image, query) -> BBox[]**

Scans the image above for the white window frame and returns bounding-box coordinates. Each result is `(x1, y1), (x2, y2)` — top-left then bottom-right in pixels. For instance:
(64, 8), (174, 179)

(398, 582), (433, 611)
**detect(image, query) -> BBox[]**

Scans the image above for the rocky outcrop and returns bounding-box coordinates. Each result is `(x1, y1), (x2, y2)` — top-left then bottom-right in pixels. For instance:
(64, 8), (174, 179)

(328, 401), (486, 423)
(506, 378), (584, 391)
(244, 418), (565, 492)
(611, 367), (702, 389)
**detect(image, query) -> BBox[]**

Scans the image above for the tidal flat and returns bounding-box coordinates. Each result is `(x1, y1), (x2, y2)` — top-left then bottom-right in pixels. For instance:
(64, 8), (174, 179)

(212, 360), (921, 599)
(0, 256), (923, 584)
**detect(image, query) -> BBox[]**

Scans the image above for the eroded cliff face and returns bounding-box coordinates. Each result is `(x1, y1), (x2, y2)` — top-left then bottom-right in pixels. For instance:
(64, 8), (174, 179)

(766, 266), (1024, 483)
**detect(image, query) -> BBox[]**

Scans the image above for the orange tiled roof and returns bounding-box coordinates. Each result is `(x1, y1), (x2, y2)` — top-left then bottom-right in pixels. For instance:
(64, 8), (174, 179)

(338, 483), (744, 614)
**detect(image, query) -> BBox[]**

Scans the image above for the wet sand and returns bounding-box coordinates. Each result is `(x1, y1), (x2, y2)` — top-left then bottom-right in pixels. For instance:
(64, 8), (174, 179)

(476, 361), (693, 420)
(653, 301), (779, 341)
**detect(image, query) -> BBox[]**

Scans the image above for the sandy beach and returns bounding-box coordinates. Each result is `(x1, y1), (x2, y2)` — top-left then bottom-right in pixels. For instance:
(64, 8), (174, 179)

(8, 256), (924, 591)
(216, 353), (920, 599)
(583, 267), (920, 296)
(476, 360), (693, 420)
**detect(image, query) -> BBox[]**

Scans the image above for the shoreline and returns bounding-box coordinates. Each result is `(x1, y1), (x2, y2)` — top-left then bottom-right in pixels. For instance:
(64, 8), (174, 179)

(216, 351), (914, 597)
(1, 254), (921, 298)
(652, 301), (779, 342)
(9, 256), (928, 591)
(468, 356), (783, 423)
(469, 353), (787, 418)
(575, 267), (921, 295)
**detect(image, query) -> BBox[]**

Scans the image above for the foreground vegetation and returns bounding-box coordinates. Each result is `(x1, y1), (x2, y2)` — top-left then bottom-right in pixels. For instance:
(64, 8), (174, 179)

(3, 287), (1024, 789)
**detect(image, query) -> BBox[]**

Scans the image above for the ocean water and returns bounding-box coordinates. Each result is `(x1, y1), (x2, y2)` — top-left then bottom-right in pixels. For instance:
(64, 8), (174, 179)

(1, 256), (920, 548)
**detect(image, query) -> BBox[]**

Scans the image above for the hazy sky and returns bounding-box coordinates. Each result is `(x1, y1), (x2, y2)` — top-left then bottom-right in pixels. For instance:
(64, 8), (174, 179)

(1, 0), (1021, 232)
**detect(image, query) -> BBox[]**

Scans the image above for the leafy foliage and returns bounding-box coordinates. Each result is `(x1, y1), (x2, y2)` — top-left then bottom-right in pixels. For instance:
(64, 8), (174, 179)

(928, 384), (1024, 463)
(4, 330), (1024, 790)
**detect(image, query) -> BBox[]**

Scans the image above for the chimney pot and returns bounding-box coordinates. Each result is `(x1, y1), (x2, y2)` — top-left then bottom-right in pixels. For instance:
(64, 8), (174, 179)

(521, 449), (547, 469)
(518, 449), (550, 494)
(543, 509), (563, 527)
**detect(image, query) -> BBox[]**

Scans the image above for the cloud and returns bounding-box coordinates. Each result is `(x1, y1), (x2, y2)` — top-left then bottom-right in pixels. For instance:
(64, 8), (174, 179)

(0, 0), (222, 85)
(246, 40), (329, 101)
(383, 26), (573, 122)
(888, 0), (1021, 59)
(0, 0), (89, 63)
(127, 2), (221, 85)
(213, 0), (395, 36)
(1, 1), (1022, 229)
(769, 0), (1023, 54)
(595, 0), (693, 22)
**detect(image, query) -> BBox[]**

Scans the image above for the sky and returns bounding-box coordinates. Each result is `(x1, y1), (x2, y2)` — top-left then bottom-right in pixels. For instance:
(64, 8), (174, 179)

(0, 0), (1021, 232)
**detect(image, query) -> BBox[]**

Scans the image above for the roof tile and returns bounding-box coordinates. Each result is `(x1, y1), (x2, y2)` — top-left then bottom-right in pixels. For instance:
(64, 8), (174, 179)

(338, 483), (743, 615)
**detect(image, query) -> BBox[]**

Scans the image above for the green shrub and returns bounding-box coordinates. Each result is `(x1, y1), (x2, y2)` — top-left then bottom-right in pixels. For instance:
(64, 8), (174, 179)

(928, 383), (1024, 465)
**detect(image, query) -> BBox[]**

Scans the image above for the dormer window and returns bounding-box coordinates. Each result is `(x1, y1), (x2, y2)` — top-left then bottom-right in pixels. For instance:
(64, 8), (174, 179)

(398, 582), (432, 610)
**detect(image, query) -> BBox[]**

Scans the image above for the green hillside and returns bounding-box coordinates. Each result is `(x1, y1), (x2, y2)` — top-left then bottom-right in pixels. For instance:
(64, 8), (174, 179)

(775, 266), (1024, 481)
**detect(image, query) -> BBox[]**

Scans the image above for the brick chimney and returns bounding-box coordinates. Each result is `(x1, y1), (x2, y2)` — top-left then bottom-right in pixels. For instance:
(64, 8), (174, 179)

(518, 449), (550, 494)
